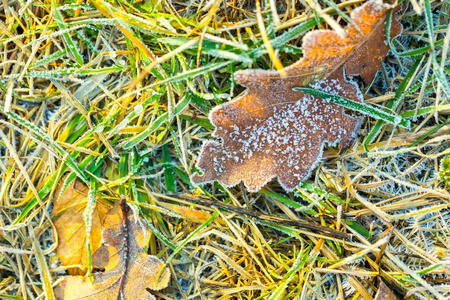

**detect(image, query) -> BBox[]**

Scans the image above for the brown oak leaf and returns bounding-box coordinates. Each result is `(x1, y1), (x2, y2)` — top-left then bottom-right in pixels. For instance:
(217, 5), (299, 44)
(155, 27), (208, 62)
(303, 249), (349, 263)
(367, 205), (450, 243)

(54, 200), (170, 300)
(52, 179), (109, 275)
(191, 0), (402, 192)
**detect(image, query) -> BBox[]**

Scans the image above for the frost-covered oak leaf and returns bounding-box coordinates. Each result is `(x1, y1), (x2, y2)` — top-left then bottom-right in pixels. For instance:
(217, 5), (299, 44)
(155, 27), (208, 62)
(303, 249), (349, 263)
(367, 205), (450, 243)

(54, 201), (170, 300)
(191, 0), (402, 192)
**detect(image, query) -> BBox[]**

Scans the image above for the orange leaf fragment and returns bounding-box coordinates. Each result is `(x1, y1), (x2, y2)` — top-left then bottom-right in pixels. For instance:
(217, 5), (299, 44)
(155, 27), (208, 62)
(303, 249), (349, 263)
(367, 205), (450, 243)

(54, 200), (170, 300)
(159, 201), (212, 223)
(52, 180), (109, 275)
(192, 0), (402, 192)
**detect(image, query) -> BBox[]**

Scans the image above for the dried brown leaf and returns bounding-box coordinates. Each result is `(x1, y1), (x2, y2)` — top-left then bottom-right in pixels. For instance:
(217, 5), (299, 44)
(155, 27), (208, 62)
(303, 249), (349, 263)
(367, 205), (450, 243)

(54, 200), (170, 300)
(192, 0), (402, 192)
(374, 281), (397, 300)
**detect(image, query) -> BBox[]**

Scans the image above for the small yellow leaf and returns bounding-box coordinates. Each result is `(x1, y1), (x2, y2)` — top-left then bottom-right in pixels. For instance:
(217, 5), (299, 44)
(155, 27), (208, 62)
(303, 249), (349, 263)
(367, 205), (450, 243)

(52, 179), (109, 275)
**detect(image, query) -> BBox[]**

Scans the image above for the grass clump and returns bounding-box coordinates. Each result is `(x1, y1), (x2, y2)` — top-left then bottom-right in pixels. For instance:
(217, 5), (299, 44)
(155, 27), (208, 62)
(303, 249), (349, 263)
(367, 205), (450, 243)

(0, 0), (449, 299)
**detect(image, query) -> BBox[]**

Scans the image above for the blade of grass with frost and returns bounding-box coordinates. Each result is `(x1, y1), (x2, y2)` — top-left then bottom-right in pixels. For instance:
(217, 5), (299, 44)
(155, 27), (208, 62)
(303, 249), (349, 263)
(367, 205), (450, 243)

(31, 17), (117, 35)
(158, 37), (252, 63)
(423, 0), (450, 97)
(90, 0), (175, 35)
(249, 18), (320, 59)
(153, 12), (213, 33)
(161, 211), (218, 273)
(294, 188), (336, 213)
(385, 11), (445, 57)
(140, 216), (180, 254)
(368, 146), (424, 158)
(268, 248), (310, 300)
(178, 114), (214, 129)
(417, 264), (443, 276)
(259, 188), (317, 215)
(150, 60), (230, 87)
(345, 220), (370, 238)
(257, 221), (301, 239)
(168, 128), (184, 169)
(170, 167), (193, 187)
(296, 88), (413, 129)
(322, 0), (353, 25)
(130, 150), (163, 174)
(0, 294), (23, 300)
(142, 198), (173, 240)
(204, 49), (252, 63)
(13, 166), (66, 224)
(263, 0), (276, 38)
(21, 24), (93, 48)
(391, 39), (445, 57)
(364, 59), (421, 145)
(159, 36), (245, 50)
(4, 66), (122, 79)
(57, 3), (95, 11)
(75, 30), (99, 55)
(30, 49), (67, 68)
(57, 173), (77, 201)
(107, 92), (162, 137)
(67, 114), (118, 147)
(126, 37), (138, 78)
(401, 104), (450, 118)
(409, 119), (450, 148)
(298, 182), (360, 207)
(0, 108), (88, 183)
(118, 154), (128, 196)
(84, 175), (99, 280)
(122, 95), (190, 149)
(140, 201), (195, 221)
(384, 73), (437, 118)
(0, 81), (19, 99)
(30, 226), (55, 300)
(52, 0), (84, 65)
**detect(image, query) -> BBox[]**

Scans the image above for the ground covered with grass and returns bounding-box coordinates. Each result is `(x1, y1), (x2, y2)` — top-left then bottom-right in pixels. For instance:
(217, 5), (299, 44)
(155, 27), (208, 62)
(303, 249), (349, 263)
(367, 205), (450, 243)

(0, 0), (450, 299)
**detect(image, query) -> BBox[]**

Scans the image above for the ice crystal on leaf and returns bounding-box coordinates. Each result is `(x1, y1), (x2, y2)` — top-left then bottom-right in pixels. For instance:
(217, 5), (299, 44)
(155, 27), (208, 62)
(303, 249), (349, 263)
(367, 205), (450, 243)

(192, 0), (402, 192)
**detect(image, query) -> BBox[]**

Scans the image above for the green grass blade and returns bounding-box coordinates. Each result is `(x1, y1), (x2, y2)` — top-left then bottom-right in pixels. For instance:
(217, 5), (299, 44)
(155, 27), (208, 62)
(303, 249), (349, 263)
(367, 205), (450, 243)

(150, 61), (230, 87)
(163, 211), (218, 267)
(259, 188), (316, 214)
(5, 66), (122, 79)
(90, 0), (176, 35)
(162, 144), (176, 192)
(401, 104), (450, 118)
(122, 94), (190, 149)
(30, 49), (67, 68)
(364, 59), (422, 145)
(409, 119), (450, 148)
(423, 0), (450, 97)
(107, 92), (162, 137)
(296, 88), (413, 129)
(268, 248), (311, 300)
(52, 0), (84, 65)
